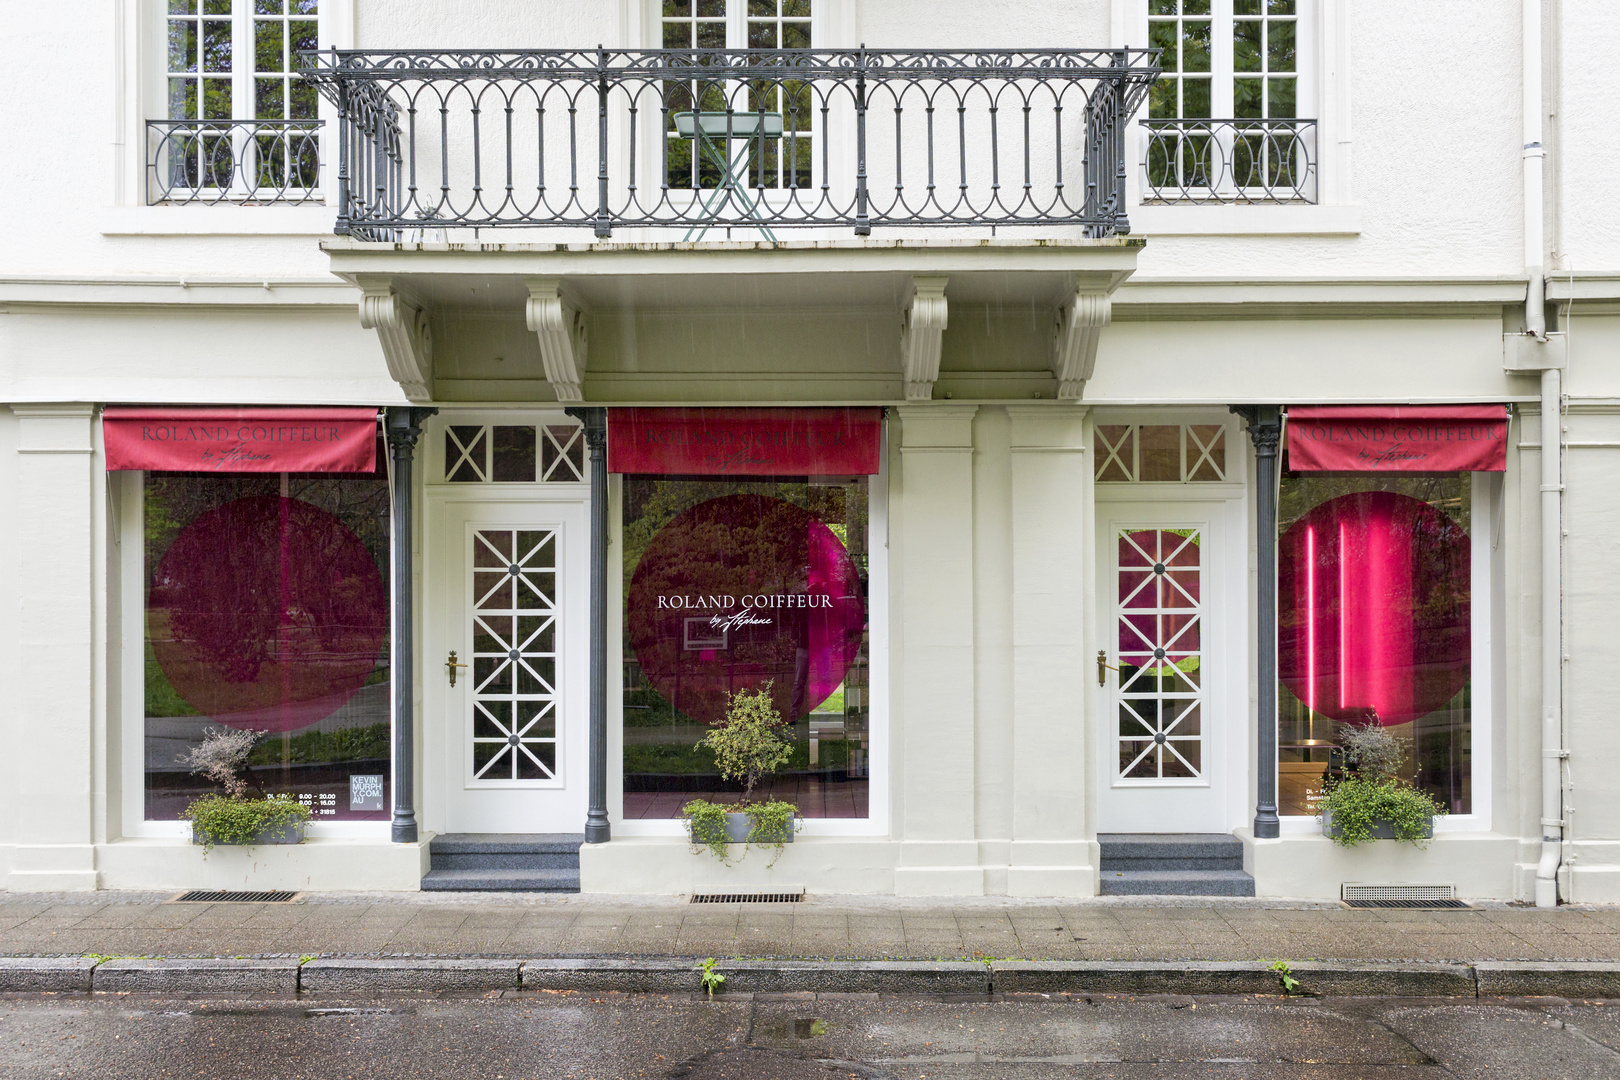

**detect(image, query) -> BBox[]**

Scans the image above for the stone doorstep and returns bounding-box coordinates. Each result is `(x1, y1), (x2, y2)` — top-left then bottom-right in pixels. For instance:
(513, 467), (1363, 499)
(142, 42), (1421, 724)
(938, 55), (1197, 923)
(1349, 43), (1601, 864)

(5, 957), (1620, 998)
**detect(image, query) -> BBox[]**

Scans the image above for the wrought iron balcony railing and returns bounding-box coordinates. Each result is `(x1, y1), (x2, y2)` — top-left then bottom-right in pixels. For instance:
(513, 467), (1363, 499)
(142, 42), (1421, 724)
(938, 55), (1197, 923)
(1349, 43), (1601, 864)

(299, 48), (1160, 240)
(1141, 119), (1317, 204)
(146, 120), (324, 205)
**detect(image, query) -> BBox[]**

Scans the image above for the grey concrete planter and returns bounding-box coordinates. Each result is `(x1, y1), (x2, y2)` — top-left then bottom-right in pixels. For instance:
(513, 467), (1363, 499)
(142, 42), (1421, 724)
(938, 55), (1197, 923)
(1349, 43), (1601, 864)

(688, 811), (796, 845)
(1321, 811), (1434, 842)
(191, 821), (306, 847)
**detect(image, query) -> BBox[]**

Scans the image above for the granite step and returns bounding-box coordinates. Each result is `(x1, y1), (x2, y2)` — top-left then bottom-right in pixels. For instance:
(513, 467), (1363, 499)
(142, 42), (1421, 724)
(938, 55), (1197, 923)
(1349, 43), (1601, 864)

(1098, 833), (1245, 871)
(419, 867), (583, 893)
(1098, 869), (1257, 897)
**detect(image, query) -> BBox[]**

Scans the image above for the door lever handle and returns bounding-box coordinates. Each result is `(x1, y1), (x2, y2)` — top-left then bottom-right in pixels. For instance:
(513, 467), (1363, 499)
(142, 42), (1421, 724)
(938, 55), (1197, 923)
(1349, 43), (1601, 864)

(447, 650), (469, 688)
(1097, 650), (1119, 687)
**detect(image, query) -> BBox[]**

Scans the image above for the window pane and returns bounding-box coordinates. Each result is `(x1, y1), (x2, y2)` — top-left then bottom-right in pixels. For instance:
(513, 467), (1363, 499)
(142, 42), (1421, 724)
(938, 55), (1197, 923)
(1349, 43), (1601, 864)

(1138, 425), (1181, 481)
(748, 23), (778, 48)
(697, 0), (725, 15)
(289, 20), (317, 57)
(1277, 474), (1472, 817)
(782, 22), (810, 48)
(1234, 19), (1262, 72)
(256, 0), (283, 13)
(1269, 20), (1296, 71)
(1268, 0), (1295, 12)
(204, 0), (231, 12)
(663, 22), (691, 48)
(1149, 21), (1178, 73)
(202, 19), (232, 71)
(1268, 77), (1296, 119)
(1183, 0), (1209, 14)
(664, 0), (690, 14)
(492, 426), (538, 483)
(144, 464), (392, 822)
(1234, 77), (1262, 119)
(1182, 77), (1211, 119)
(1235, 0), (1260, 12)
(1149, 0), (1177, 13)
(255, 78), (284, 119)
(696, 21), (726, 48)
(169, 21), (197, 72)
(784, 0), (811, 14)
(623, 474), (872, 819)
(1182, 20), (1211, 72)
(256, 21), (284, 74)
(171, 0), (197, 12)
(749, 0), (774, 13)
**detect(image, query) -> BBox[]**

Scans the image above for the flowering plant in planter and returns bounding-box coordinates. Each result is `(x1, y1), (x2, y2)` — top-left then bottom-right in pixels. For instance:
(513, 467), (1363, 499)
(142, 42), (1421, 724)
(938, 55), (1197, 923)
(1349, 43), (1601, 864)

(682, 684), (800, 867)
(180, 728), (311, 854)
(1320, 724), (1446, 848)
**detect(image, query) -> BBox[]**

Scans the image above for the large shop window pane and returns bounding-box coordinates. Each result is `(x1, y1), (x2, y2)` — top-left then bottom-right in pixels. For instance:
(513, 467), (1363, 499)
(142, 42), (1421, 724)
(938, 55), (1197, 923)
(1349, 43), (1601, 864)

(144, 464), (391, 821)
(1276, 473), (1471, 817)
(622, 475), (870, 819)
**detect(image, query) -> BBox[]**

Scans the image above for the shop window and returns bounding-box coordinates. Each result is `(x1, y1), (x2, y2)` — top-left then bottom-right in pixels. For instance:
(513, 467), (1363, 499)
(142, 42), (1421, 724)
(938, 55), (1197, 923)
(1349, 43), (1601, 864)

(621, 474), (870, 819)
(444, 424), (585, 484)
(1276, 474), (1472, 817)
(143, 462), (391, 821)
(1095, 423), (1227, 482)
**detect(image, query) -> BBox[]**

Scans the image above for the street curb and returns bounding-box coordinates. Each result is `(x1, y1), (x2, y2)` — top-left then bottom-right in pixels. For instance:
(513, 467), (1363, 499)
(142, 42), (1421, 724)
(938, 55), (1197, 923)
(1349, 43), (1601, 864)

(1475, 961), (1620, 998)
(0, 957), (97, 993)
(7, 956), (1620, 999)
(93, 958), (299, 994)
(302, 958), (522, 993)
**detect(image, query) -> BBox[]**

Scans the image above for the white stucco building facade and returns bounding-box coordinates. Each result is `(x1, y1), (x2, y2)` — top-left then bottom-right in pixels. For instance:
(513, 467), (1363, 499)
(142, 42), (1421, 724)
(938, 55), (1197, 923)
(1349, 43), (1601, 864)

(2, 0), (1616, 905)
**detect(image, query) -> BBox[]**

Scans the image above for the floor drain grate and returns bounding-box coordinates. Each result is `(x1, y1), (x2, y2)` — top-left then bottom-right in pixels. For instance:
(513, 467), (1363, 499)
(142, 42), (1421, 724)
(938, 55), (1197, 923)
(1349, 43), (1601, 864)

(1344, 898), (1471, 910)
(690, 892), (803, 904)
(172, 890), (300, 903)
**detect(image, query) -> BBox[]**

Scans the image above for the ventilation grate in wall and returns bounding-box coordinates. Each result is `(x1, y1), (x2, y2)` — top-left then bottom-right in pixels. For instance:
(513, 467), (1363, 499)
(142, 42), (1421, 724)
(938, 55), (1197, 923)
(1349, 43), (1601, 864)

(690, 892), (804, 904)
(172, 890), (300, 903)
(1342, 883), (1462, 909)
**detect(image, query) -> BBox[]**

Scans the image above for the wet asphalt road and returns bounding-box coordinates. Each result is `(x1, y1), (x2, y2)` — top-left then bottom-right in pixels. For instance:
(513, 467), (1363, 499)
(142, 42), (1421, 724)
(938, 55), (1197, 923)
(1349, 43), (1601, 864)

(4, 991), (1620, 1079)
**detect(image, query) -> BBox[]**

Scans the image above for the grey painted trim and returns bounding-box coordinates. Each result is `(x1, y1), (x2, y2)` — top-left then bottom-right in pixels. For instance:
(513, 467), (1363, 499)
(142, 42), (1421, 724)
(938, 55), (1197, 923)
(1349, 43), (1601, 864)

(1232, 406), (1282, 839)
(565, 406), (611, 844)
(386, 406), (437, 844)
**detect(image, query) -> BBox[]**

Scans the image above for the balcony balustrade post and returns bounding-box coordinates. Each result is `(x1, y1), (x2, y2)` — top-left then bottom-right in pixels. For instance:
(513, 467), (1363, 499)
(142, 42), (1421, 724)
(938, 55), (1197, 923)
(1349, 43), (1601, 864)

(595, 46), (612, 238)
(335, 70), (351, 235)
(854, 45), (870, 236)
(1110, 48), (1131, 236)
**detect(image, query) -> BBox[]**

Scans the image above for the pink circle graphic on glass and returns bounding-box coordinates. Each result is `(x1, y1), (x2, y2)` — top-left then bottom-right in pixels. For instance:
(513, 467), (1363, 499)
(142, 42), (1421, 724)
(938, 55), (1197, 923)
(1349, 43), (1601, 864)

(148, 495), (389, 733)
(1278, 490), (1470, 726)
(626, 494), (866, 726)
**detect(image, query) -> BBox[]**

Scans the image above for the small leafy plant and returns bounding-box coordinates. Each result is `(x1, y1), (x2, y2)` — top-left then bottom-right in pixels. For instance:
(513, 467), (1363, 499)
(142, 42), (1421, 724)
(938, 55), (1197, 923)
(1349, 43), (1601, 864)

(184, 794), (311, 854)
(745, 800), (799, 868)
(1320, 724), (1446, 848)
(700, 684), (794, 803)
(682, 799), (737, 865)
(1269, 960), (1302, 995)
(182, 727), (266, 800)
(698, 957), (725, 999)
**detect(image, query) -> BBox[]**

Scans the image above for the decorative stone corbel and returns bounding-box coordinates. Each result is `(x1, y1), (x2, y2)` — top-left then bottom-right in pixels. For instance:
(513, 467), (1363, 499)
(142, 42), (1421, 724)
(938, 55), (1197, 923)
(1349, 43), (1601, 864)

(1051, 287), (1111, 401)
(900, 275), (949, 402)
(359, 283), (433, 402)
(526, 276), (588, 402)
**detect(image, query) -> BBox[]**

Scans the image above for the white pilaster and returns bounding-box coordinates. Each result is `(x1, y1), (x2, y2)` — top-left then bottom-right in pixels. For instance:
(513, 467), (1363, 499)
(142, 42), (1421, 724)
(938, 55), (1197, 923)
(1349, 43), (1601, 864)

(8, 405), (99, 890)
(892, 405), (982, 895)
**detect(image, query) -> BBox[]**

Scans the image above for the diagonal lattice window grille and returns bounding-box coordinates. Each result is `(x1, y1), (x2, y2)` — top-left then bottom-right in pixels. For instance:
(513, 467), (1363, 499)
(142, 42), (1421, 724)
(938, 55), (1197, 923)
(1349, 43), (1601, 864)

(469, 528), (561, 783)
(1115, 527), (1204, 780)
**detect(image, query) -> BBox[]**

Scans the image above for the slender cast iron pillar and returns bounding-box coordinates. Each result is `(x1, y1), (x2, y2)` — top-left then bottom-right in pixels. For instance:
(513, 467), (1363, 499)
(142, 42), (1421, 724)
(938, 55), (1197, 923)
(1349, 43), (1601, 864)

(566, 407), (611, 844)
(386, 406), (436, 843)
(1232, 406), (1283, 839)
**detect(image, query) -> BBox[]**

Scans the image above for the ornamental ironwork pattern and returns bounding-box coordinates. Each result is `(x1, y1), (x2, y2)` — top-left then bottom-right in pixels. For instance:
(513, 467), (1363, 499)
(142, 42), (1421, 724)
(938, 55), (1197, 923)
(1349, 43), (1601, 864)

(1115, 528), (1205, 781)
(470, 529), (562, 783)
(297, 47), (1160, 238)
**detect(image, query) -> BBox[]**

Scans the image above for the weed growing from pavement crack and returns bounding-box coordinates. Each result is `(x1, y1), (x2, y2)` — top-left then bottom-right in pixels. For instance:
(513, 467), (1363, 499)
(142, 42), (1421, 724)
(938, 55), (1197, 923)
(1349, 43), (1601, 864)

(698, 957), (725, 999)
(1269, 960), (1301, 995)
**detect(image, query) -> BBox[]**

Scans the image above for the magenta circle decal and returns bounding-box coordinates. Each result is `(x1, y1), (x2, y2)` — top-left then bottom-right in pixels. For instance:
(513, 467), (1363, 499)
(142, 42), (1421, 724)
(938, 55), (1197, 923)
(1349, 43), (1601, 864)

(149, 495), (389, 733)
(626, 494), (867, 726)
(1278, 490), (1470, 726)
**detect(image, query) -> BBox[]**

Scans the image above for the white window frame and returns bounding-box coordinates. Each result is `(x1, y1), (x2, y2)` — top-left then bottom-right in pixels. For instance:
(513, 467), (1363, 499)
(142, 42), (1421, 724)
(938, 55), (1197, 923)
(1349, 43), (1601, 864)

(107, 0), (351, 226)
(1276, 469), (1497, 834)
(607, 412), (891, 839)
(1116, 0), (1357, 232)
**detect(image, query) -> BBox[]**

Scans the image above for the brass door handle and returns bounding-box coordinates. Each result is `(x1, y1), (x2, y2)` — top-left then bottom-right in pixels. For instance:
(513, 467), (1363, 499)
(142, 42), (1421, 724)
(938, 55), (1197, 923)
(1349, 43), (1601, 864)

(447, 650), (469, 687)
(1097, 650), (1120, 687)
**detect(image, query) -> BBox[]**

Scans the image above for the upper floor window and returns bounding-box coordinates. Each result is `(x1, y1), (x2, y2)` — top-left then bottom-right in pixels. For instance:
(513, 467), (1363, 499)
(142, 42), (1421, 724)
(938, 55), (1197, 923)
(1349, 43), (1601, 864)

(151, 1), (322, 204)
(1141, 0), (1316, 204)
(660, 1), (815, 193)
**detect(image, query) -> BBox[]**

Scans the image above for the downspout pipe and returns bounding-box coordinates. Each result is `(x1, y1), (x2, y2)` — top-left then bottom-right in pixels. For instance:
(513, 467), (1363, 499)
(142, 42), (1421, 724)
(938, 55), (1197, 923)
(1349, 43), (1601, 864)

(1524, 0), (1564, 909)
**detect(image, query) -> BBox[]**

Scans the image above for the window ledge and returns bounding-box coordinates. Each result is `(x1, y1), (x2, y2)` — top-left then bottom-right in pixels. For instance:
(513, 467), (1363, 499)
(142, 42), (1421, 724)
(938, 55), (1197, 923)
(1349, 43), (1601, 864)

(100, 204), (337, 237)
(1128, 203), (1362, 237)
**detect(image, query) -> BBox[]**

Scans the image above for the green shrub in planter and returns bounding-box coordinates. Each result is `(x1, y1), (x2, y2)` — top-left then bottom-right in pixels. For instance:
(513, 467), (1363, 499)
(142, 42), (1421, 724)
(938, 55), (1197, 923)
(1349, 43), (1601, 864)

(1320, 779), (1445, 848)
(184, 795), (312, 854)
(682, 799), (799, 868)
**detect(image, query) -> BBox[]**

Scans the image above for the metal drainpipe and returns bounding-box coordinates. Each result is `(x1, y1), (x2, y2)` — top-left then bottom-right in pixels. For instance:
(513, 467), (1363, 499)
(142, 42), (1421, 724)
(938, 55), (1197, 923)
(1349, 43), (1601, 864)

(1523, 0), (1564, 909)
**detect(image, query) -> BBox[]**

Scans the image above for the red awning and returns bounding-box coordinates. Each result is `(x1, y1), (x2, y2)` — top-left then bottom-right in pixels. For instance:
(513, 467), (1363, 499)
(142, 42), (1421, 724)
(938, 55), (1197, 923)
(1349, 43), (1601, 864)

(1286, 405), (1508, 472)
(103, 407), (379, 473)
(608, 407), (883, 476)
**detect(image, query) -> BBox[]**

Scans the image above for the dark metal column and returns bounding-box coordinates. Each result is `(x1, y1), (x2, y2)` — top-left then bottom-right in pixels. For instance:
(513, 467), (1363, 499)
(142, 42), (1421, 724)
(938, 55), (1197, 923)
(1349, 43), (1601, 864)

(566, 406), (611, 844)
(1232, 406), (1282, 840)
(386, 406), (436, 844)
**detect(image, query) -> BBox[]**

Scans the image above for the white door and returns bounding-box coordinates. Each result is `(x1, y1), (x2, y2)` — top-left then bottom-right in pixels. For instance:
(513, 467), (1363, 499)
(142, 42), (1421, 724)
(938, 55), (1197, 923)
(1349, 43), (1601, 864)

(1095, 499), (1243, 833)
(428, 497), (588, 834)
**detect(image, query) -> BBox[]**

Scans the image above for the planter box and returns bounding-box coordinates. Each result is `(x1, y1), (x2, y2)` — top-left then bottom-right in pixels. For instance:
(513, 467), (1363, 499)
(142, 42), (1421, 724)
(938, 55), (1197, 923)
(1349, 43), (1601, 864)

(1321, 811), (1434, 842)
(688, 812), (796, 846)
(191, 822), (306, 847)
